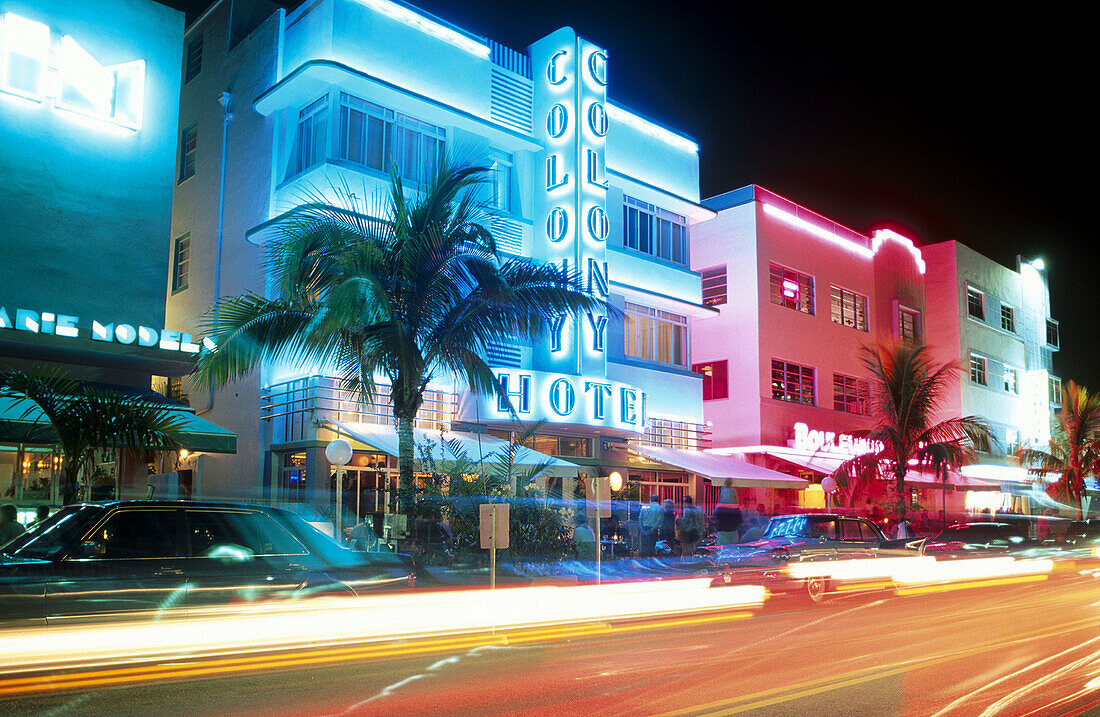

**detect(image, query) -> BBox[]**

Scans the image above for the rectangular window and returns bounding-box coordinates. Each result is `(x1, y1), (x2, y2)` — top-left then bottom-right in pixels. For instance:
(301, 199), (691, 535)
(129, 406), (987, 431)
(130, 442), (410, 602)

(1046, 319), (1060, 348)
(336, 93), (444, 185)
(171, 234), (190, 293)
(289, 95), (329, 178)
(700, 266), (727, 306)
(692, 360), (728, 400)
(489, 149), (512, 212)
(621, 196), (688, 266)
(969, 353), (988, 386)
(185, 36), (202, 83)
(557, 437), (590, 458)
(1003, 365), (1018, 394)
(1000, 305), (1016, 333)
(830, 286), (868, 331)
(769, 263), (814, 315)
(1049, 376), (1062, 404)
(625, 303), (688, 367)
(179, 125), (197, 182)
(966, 285), (985, 321)
(833, 373), (869, 415)
(771, 359), (815, 405)
(899, 307), (920, 342)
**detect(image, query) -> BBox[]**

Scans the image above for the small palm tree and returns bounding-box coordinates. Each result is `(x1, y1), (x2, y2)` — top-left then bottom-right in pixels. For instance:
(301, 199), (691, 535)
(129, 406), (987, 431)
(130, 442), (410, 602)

(1016, 381), (1100, 519)
(195, 162), (603, 491)
(832, 344), (993, 513)
(0, 370), (186, 503)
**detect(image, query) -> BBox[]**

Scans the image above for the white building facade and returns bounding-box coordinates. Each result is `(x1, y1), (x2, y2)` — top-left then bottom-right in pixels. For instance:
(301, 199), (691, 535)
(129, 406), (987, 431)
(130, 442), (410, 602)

(169, 0), (738, 511)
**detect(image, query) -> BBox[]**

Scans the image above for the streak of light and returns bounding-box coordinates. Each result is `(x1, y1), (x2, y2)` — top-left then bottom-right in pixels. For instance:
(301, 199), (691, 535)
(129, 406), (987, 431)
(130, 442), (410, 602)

(784, 555), (1054, 589)
(0, 579), (766, 674)
(895, 574), (1048, 596)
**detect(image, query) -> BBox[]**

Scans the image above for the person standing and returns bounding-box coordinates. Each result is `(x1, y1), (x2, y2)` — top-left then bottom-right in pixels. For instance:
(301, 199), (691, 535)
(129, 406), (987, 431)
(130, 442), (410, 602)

(713, 499), (742, 545)
(639, 494), (663, 557)
(680, 496), (706, 558)
(659, 498), (677, 553)
(573, 514), (597, 561)
(0, 504), (26, 546)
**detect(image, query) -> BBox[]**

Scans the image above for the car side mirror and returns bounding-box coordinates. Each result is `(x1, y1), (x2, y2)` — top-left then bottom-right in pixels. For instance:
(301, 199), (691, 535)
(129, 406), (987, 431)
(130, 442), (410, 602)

(80, 540), (106, 557)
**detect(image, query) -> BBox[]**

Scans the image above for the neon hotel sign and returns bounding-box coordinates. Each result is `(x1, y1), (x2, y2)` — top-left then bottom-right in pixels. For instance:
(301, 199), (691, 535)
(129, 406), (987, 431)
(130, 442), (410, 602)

(1, 306), (201, 354)
(0, 11), (145, 130)
(793, 422), (883, 457)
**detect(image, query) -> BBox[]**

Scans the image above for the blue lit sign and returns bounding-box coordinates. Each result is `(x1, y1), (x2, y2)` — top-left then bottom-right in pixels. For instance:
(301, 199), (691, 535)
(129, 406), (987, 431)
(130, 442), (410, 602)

(0, 12), (145, 130)
(0, 304), (198, 353)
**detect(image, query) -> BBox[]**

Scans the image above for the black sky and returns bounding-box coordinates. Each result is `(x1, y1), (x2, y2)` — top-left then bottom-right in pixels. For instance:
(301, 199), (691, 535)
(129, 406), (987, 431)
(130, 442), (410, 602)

(165, 0), (1096, 387)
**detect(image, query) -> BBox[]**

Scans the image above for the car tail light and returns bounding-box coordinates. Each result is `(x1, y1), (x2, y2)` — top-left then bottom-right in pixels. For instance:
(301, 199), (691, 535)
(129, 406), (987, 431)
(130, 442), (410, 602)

(771, 548), (790, 562)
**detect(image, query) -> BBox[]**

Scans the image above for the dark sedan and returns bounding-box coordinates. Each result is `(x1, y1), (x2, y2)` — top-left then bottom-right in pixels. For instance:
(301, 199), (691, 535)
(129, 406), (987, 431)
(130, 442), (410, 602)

(713, 514), (922, 601)
(0, 501), (415, 626)
(923, 522), (1040, 557)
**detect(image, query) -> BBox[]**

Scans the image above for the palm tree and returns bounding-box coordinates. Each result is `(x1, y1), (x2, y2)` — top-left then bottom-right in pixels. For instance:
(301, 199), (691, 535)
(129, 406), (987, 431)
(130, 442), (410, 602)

(832, 343), (993, 514)
(0, 370), (187, 503)
(194, 162), (603, 491)
(1016, 381), (1100, 520)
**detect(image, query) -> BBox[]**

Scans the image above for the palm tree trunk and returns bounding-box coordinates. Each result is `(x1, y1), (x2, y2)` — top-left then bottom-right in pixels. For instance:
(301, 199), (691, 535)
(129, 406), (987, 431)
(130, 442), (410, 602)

(396, 413), (415, 493)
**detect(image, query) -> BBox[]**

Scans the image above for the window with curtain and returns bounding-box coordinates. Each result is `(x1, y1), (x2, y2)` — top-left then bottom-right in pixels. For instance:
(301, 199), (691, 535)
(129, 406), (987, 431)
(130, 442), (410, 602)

(625, 303), (688, 367)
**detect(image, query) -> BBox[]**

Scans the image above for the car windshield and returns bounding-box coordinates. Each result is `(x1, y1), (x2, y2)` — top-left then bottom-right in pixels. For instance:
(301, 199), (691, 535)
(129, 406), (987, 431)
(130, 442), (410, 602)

(2, 505), (97, 560)
(763, 516), (835, 539)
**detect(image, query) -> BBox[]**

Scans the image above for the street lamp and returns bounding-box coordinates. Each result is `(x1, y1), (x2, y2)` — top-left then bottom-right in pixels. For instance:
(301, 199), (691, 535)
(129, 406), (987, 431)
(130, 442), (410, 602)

(326, 439), (353, 543)
(821, 475), (838, 509)
(608, 471), (623, 493)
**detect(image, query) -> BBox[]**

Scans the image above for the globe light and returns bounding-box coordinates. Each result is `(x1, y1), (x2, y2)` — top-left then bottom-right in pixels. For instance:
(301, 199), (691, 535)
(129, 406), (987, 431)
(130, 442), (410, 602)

(325, 439), (353, 466)
(820, 475), (838, 494)
(1031, 258), (1045, 271)
(608, 471), (623, 492)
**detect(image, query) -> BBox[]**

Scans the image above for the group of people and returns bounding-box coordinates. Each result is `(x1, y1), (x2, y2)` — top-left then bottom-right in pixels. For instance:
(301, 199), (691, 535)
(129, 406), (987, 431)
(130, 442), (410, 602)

(636, 494), (714, 558)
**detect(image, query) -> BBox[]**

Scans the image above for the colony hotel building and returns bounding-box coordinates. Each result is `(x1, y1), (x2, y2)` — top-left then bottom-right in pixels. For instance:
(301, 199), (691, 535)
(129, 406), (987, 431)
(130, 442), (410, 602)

(0, 0), (234, 512)
(169, 0), (806, 512)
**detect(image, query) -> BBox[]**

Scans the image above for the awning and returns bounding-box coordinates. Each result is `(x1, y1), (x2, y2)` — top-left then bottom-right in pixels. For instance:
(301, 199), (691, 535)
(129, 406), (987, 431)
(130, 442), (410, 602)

(901, 468), (998, 490)
(625, 444), (810, 489)
(325, 420), (581, 478)
(0, 396), (237, 454)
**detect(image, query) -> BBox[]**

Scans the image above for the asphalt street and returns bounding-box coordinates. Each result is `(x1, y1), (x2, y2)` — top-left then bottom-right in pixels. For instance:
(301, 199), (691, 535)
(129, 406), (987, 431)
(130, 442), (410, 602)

(2, 573), (1099, 716)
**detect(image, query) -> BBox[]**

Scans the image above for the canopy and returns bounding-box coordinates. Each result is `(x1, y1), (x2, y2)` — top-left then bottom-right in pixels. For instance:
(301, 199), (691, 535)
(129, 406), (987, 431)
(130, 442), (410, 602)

(626, 444), (810, 489)
(0, 396), (236, 454)
(325, 420), (581, 478)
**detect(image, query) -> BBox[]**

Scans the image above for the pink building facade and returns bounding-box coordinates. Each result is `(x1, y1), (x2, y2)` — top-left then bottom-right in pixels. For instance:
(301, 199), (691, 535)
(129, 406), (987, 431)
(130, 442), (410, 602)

(689, 185), (952, 514)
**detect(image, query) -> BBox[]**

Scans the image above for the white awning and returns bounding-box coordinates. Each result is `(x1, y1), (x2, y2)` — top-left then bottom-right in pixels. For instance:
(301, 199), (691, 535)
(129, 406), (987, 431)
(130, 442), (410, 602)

(626, 444), (809, 489)
(324, 420), (581, 478)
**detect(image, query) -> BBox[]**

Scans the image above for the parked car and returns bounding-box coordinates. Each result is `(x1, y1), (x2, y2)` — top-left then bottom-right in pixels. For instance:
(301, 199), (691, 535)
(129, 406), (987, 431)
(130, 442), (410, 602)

(711, 514), (923, 602)
(0, 501), (416, 626)
(922, 522), (1042, 557)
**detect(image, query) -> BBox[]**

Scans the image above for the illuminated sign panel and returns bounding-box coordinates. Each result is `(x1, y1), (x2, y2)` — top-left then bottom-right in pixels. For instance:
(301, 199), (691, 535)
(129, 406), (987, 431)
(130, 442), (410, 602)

(0, 305), (198, 354)
(1022, 369), (1052, 448)
(793, 422), (883, 456)
(0, 12), (145, 130)
(488, 370), (647, 432)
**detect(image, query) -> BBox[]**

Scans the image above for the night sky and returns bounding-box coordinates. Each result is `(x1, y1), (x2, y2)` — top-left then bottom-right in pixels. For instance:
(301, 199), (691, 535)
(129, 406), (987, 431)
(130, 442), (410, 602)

(165, 0), (1095, 388)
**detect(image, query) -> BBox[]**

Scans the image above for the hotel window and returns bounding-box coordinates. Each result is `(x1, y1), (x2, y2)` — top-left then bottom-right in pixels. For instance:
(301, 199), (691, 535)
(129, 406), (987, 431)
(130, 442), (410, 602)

(966, 285), (985, 321)
(1049, 376), (1063, 404)
(1000, 305), (1016, 333)
(624, 303), (688, 367)
(692, 360), (728, 400)
(830, 286), (868, 331)
(771, 359), (815, 405)
(489, 149), (512, 212)
(769, 263), (814, 315)
(1003, 366), (1019, 395)
(622, 196), (688, 266)
(700, 265), (727, 306)
(969, 353), (988, 386)
(336, 93), (445, 186)
(185, 36), (203, 83)
(289, 95), (329, 178)
(833, 373), (869, 415)
(899, 307), (920, 342)
(1046, 319), (1060, 348)
(179, 125), (197, 182)
(171, 235), (190, 293)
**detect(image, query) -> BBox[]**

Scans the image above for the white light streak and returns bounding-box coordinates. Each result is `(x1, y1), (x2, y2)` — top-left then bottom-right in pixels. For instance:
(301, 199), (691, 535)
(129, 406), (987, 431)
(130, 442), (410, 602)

(606, 104), (698, 153)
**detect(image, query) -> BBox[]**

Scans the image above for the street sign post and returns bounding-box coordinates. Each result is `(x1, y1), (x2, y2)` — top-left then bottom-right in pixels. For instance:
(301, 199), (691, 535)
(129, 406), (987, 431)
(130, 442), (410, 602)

(479, 503), (510, 589)
(586, 476), (612, 584)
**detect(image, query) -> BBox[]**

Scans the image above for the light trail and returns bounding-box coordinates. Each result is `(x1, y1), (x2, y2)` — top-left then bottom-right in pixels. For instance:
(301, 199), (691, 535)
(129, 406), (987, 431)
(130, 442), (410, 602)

(0, 578), (766, 674)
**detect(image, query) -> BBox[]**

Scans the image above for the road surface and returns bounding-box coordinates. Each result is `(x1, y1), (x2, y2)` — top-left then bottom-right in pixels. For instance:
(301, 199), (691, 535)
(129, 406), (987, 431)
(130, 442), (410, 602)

(2, 571), (1098, 716)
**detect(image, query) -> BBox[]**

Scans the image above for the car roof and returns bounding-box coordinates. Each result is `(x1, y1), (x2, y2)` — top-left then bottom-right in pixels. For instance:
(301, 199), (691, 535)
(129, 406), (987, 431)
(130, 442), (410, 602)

(77, 500), (280, 512)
